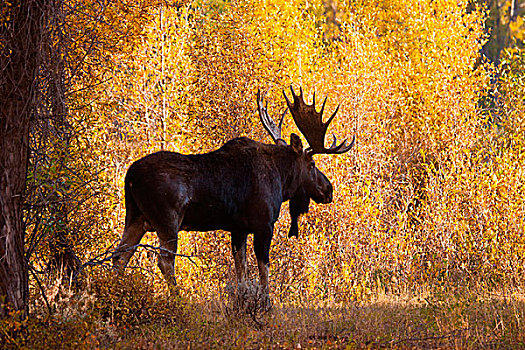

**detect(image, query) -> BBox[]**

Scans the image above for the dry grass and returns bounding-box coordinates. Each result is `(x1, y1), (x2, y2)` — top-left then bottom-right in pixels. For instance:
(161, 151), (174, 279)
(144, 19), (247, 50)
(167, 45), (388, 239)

(124, 287), (525, 349)
(4, 273), (525, 349)
(106, 289), (525, 349)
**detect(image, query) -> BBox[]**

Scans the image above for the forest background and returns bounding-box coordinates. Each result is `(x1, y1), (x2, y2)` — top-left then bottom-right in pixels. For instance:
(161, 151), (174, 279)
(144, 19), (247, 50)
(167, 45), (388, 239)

(1, 0), (525, 348)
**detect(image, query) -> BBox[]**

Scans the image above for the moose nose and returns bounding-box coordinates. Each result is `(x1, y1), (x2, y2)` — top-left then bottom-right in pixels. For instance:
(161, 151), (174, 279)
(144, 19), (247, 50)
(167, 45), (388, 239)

(319, 188), (332, 204)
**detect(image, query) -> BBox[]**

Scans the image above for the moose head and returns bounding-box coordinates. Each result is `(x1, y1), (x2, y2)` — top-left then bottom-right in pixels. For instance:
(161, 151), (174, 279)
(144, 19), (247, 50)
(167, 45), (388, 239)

(257, 86), (355, 237)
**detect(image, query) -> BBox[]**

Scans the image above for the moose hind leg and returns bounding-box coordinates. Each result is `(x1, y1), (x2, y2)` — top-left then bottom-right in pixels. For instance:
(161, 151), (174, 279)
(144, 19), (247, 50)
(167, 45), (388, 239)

(113, 217), (146, 270)
(157, 228), (179, 286)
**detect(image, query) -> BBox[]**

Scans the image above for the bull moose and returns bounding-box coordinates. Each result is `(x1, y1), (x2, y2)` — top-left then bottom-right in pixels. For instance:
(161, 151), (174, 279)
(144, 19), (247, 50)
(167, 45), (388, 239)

(112, 86), (355, 299)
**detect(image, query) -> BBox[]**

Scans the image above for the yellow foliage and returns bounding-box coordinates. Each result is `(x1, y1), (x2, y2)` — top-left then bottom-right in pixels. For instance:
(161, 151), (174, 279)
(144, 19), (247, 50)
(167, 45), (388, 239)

(28, 0), (525, 309)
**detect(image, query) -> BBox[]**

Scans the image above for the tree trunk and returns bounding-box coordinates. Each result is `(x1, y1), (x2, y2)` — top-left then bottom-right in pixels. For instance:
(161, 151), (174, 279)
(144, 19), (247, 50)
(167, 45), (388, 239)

(0, 0), (44, 318)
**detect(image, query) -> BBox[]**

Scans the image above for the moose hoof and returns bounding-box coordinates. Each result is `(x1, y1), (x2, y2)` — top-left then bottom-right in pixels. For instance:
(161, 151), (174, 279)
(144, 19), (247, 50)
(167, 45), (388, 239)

(231, 281), (272, 313)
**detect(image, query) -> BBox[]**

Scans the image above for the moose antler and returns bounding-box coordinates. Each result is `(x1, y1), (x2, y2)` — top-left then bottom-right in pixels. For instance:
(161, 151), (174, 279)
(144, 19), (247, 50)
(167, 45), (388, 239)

(283, 86), (355, 155)
(257, 89), (288, 144)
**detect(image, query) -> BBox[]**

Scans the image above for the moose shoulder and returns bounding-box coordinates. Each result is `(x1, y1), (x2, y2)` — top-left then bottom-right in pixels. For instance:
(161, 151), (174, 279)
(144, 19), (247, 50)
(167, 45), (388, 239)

(113, 87), (355, 300)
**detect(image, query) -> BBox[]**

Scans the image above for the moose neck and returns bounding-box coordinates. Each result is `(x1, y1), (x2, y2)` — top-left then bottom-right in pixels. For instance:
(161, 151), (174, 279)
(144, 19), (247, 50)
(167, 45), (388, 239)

(273, 146), (305, 202)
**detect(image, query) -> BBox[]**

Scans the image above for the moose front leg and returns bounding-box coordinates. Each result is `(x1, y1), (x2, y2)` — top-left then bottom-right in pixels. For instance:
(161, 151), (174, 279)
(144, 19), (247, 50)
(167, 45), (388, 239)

(231, 231), (248, 286)
(156, 221), (179, 287)
(253, 226), (273, 297)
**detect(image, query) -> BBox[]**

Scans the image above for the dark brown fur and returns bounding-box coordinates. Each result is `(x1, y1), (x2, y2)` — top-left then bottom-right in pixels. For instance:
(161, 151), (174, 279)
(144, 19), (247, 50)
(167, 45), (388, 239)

(112, 135), (332, 294)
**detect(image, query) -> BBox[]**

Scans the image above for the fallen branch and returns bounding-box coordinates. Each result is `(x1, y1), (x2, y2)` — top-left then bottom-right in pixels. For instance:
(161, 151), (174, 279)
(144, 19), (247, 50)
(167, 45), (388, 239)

(73, 242), (198, 280)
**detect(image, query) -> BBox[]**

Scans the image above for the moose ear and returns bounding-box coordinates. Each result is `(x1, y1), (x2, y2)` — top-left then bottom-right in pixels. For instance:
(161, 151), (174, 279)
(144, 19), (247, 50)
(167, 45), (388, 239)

(290, 133), (303, 154)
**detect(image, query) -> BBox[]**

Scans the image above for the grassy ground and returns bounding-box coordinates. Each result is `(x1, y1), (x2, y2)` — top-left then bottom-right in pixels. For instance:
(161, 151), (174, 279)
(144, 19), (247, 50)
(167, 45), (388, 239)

(114, 290), (525, 349)
(8, 280), (525, 349)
